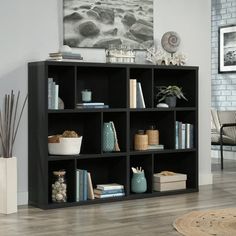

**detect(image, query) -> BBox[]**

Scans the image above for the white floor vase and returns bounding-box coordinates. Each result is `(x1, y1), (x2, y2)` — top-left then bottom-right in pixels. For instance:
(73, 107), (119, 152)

(0, 157), (17, 214)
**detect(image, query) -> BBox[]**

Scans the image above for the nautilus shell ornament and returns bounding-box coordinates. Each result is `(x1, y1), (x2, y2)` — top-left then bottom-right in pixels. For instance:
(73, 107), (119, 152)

(161, 31), (181, 53)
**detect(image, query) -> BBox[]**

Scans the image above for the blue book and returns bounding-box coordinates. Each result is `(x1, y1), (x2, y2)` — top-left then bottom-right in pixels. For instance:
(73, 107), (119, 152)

(83, 170), (88, 201)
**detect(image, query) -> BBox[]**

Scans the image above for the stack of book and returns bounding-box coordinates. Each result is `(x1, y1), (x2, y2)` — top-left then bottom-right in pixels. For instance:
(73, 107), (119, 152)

(175, 121), (194, 149)
(76, 102), (109, 109)
(48, 52), (83, 61)
(94, 183), (125, 198)
(48, 78), (59, 109)
(130, 79), (145, 108)
(76, 169), (94, 201)
(147, 144), (164, 150)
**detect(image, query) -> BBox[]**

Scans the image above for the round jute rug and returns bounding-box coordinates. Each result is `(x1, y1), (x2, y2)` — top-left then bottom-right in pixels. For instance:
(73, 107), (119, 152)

(173, 208), (236, 236)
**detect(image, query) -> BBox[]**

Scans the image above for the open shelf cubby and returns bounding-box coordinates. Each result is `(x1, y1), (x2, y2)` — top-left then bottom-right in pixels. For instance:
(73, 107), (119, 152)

(28, 61), (198, 209)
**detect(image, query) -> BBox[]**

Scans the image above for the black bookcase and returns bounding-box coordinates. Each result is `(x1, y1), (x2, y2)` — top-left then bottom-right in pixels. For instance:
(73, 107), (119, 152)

(28, 61), (198, 209)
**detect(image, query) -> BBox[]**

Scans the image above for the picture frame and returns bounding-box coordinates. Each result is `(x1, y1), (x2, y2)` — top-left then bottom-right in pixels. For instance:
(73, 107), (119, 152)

(219, 25), (236, 73)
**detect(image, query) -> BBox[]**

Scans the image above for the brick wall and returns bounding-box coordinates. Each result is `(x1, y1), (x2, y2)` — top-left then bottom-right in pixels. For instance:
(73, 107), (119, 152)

(212, 0), (236, 110)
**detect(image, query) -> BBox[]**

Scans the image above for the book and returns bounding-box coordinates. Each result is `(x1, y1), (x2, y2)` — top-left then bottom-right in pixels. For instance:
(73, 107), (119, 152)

(48, 78), (53, 109)
(83, 170), (88, 201)
(87, 172), (95, 200)
(78, 169), (84, 201)
(96, 183), (124, 190)
(190, 124), (194, 148)
(175, 121), (179, 149)
(181, 123), (186, 149)
(94, 188), (124, 195)
(147, 144), (164, 150)
(94, 192), (125, 198)
(129, 80), (133, 108)
(186, 123), (191, 148)
(76, 105), (109, 109)
(76, 170), (80, 201)
(178, 121), (182, 149)
(76, 102), (104, 106)
(54, 84), (59, 109)
(130, 79), (137, 108)
(136, 82), (146, 108)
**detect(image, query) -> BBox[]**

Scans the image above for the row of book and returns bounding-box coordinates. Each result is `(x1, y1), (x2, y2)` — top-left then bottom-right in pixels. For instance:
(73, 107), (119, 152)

(175, 121), (194, 149)
(76, 169), (125, 201)
(48, 78), (59, 109)
(130, 79), (146, 108)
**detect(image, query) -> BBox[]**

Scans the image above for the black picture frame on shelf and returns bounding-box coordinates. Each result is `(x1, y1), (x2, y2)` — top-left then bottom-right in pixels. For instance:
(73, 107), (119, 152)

(219, 25), (236, 73)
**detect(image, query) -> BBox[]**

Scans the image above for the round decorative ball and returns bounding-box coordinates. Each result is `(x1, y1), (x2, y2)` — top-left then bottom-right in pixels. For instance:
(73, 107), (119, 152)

(161, 31), (181, 53)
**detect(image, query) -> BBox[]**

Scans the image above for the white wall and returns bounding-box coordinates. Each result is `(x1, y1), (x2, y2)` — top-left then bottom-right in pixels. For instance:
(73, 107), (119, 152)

(0, 0), (212, 205)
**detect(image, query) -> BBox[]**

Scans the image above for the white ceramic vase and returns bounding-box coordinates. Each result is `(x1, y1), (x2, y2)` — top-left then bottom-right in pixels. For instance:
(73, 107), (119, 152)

(0, 157), (17, 214)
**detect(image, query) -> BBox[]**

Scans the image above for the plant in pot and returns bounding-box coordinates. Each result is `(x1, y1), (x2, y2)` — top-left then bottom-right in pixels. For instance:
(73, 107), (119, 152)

(156, 85), (187, 107)
(0, 91), (27, 214)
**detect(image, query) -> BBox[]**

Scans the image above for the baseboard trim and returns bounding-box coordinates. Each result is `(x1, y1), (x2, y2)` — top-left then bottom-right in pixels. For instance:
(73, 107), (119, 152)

(211, 150), (236, 160)
(18, 191), (28, 206)
(199, 173), (213, 185)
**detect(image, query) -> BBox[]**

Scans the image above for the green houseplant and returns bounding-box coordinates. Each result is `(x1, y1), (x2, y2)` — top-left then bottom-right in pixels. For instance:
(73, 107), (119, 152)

(0, 91), (27, 214)
(156, 85), (187, 107)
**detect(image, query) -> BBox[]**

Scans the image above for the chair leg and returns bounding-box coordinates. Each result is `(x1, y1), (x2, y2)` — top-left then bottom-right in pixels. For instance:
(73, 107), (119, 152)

(220, 143), (223, 170)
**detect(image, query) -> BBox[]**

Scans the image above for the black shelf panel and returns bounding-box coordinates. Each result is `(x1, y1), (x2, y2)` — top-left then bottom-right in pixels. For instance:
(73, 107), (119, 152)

(130, 148), (196, 155)
(130, 107), (196, 112)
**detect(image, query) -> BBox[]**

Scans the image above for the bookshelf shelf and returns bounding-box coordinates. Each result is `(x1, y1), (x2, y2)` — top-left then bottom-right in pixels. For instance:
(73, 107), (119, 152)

(28, 61), (198, 209)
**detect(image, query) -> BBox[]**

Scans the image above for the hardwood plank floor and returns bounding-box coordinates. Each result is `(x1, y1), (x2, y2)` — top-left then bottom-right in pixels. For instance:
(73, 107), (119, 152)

(1, 159), (236, 236)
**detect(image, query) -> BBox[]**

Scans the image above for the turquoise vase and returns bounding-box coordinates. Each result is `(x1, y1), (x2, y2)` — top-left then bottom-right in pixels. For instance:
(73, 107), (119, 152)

(103, 122), (115, 152)
(131, 172), (147, 193)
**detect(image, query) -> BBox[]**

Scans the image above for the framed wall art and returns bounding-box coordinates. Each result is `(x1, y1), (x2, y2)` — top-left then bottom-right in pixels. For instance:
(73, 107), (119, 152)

(63, 0), (153, 49)
(219, 25), (236, 73)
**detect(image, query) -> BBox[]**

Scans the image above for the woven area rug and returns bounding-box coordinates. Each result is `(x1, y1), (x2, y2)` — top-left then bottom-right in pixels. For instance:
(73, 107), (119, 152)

(173, 208), (236, 236)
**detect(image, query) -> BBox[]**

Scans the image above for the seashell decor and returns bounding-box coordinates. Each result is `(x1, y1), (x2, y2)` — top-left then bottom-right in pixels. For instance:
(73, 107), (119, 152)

(161, 31), (181, 54)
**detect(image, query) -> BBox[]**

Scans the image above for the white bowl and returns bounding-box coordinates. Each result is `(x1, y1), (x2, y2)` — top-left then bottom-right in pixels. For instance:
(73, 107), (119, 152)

(48, 136), (82, 155)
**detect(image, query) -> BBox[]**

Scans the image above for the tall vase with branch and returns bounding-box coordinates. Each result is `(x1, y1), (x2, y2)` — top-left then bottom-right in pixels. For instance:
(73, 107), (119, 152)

(0, 91), (28, 158)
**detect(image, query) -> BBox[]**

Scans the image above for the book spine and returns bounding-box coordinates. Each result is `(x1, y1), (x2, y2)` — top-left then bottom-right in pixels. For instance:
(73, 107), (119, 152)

(51, 81), (56, 109)
(48, 78), (53, 109)
(181, 123), (186, 149)
(94, 189), (124, 194)
(83, 170), (88, 201)
(186, 123), (191, 148)
(76, 170), (80, 202)
(79, 170), (84, 201)
(175, 121), (179, 149)
(96, 185), (124, 190)
(95, 193), (125, 198)
(76, 105), (109, 108)
(129, 80), (133, 108)
(132, 79), (137, 108)
(190, 124), (194, 148)
(54, 84), (59, 109)
(178, 121), (182, 149)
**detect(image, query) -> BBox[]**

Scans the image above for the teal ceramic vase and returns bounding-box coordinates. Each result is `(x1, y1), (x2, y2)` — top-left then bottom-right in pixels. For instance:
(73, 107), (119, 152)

(131, 172), (147, 193)
(103, 122), (115, 152)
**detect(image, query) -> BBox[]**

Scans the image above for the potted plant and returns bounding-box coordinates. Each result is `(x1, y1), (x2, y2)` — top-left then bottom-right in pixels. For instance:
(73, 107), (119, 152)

(156, 85), (187, 107)
(0, 91), (27, 214)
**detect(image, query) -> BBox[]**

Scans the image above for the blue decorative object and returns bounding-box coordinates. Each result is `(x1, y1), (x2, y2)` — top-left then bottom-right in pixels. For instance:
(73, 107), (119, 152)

(131, 172), (147, 193)
(103, 122), (115, 152)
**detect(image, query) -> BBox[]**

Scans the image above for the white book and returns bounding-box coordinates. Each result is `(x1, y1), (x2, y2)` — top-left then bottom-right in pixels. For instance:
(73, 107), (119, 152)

(76, 170), (80, 202)
(76, 102), (104, 106)
(130, 80), (134, 108)
(136, 82), (146, 108)
(96, 183), (124, 190)
(54, 84), (59, 109)
(132, 79), (137, 108)
(181, 123), (186, 149)
(186, 123), (191, 148)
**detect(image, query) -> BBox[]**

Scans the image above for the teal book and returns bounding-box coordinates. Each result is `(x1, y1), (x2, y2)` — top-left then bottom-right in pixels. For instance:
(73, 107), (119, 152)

(83, 170), (88, 201)
(76, 169), (80, 202)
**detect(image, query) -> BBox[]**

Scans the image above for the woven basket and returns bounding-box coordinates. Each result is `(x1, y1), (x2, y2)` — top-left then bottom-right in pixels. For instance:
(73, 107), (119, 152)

(146, 129), (159, 145)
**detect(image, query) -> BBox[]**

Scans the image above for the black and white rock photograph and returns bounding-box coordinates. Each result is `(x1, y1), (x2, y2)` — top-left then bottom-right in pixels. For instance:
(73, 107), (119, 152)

(63, 0), (153, 48)
(224, 31), (236, 66)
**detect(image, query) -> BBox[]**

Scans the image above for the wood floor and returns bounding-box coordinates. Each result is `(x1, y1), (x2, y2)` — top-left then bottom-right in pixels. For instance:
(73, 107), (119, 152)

(1, 159), (236, 236)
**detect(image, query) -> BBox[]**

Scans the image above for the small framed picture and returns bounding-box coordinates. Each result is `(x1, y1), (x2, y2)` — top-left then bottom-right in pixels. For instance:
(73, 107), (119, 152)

(219, 25), (236, 73)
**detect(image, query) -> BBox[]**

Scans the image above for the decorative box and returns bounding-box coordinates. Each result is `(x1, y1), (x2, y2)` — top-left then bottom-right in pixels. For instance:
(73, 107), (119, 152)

(153, 172), (187, 192)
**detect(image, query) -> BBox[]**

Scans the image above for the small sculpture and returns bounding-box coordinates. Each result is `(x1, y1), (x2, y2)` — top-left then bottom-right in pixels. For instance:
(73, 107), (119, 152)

(161, 31), (181, 54)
